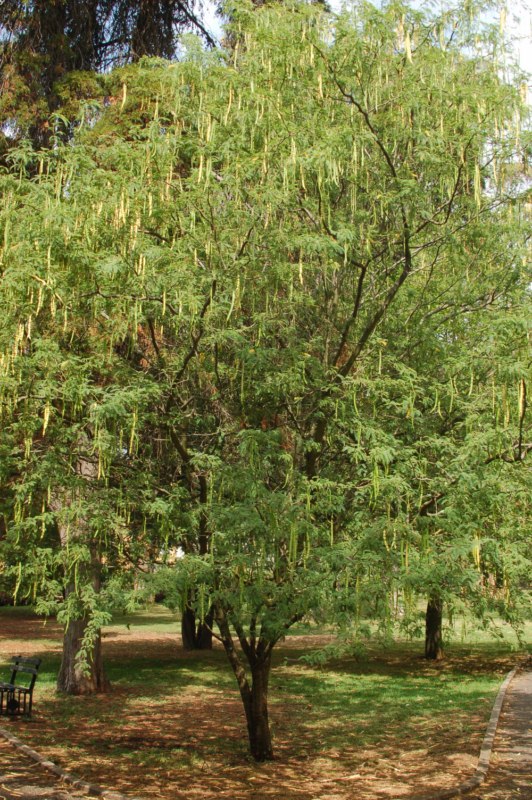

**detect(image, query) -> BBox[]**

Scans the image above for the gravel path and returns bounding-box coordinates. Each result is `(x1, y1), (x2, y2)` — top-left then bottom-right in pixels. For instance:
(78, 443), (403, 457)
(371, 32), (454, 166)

(468, 668), (531, 800)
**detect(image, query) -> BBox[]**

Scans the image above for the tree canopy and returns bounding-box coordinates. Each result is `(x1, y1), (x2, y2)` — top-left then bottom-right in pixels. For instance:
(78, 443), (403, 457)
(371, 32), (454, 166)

(0, 0), (530, 760)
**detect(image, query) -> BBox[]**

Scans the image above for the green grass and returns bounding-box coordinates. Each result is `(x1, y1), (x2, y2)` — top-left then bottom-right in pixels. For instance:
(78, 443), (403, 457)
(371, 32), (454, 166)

(0, 604), (528, 780)
(273, 661), (500, 747)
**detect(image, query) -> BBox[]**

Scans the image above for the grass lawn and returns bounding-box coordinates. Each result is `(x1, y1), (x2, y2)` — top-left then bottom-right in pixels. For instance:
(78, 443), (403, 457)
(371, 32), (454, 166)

(0, 606), (529, 800)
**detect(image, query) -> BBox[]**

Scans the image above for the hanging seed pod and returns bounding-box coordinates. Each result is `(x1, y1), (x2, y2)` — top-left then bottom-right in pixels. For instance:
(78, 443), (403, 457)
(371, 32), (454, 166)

(288, 525), (297, 567)
(42, 402), (51, 435)
(303, 530), (311, 568)
(405, 30), (413, 63)
(472, 533), (481, 570)
(468, 369), (474, 397)
(518, 378), (526, 419)
(13, 563), (22, 604)
(474, 163), (481, 207)
(240, 359), (245, 404)
(129, 408), (137, 454)
(373, 463), (380, 499)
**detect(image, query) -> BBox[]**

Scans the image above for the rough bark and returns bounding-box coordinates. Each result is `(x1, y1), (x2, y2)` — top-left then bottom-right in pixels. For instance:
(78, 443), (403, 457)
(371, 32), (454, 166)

(245, 657), (273, 761)
(57, 542), (110, 694)
(425, 595), (444, 660)
(53, 452), (110, 694)
(215, 606), (274, 761)
(57, 611), (109, 694)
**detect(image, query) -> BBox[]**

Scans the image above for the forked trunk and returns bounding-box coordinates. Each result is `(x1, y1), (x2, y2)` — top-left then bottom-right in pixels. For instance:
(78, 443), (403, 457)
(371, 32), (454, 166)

(57, 612), (109, 694)
(181, 605), (214, 650)
(216, 606), (274, 761)
(425, 595), (444, 660)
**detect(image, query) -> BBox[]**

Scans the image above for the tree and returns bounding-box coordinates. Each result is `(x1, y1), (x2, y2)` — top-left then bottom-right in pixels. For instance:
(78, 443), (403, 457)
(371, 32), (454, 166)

(0, 0), (529, 758)
(349, 282), (532, 660)
(0, 0), (216, 151)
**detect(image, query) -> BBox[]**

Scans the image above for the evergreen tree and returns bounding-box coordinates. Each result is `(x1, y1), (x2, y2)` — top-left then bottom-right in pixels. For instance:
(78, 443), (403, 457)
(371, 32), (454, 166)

(0, 0), (215, 150)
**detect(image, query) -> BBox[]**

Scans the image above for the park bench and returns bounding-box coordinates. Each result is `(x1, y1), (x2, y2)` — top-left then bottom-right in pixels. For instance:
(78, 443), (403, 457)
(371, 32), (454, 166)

(0, 656), (41, 717)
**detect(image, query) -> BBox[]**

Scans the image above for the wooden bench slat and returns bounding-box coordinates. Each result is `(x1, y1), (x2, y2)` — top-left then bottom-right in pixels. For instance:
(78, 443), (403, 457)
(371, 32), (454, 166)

(10, 666), (39, 675)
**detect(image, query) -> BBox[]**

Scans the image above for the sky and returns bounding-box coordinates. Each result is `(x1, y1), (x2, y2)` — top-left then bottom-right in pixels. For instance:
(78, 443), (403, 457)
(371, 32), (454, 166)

(507, 1), (532, 74)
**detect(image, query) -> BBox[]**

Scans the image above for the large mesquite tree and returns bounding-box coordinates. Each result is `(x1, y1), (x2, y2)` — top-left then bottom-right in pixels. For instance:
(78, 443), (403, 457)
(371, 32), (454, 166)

(0, 0), (529, 756)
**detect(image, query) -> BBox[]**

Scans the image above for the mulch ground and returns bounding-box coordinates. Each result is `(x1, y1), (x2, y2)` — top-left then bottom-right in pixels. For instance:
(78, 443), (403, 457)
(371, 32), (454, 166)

(0, 736), (88, 800)
(0, 612), (526, 800)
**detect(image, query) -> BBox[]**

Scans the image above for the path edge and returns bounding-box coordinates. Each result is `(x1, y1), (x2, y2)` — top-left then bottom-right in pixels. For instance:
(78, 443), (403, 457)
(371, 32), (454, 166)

(408, 665), (520, 800)
(0, 723), (144, 800)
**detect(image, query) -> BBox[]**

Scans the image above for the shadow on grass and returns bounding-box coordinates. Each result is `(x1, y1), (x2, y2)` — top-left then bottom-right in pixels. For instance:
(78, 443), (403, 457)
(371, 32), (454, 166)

(1, 608), (527, 800)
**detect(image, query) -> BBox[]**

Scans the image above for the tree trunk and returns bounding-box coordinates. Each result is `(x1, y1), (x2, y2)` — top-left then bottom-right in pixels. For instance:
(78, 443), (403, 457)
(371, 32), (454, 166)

(244, 657), (274, 761)
(215, 605), (274, 761)
(178, 470), (214, 650)
(181, 605), (213, 650)
(57, 543), (110, 694)
(52, 450), (110, 695)
(425, 596), (444, 660)
(57, 612), (109, 694)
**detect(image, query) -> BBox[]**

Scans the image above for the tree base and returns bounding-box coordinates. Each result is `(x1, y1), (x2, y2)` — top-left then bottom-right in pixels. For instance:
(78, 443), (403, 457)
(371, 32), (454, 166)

(425, 597), (444, 661)
(57, 620), (110, 695)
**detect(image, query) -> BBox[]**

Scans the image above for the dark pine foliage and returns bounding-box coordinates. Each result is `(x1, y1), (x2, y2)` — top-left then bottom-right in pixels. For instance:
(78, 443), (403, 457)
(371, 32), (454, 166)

(0, 0), (215, 149)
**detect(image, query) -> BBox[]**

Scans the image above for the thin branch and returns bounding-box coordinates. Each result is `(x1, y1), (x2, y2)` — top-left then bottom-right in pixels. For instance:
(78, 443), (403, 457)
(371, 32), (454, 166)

(147, 318), (162, 363)
(173, 279), (217, 386)
(340, 234), (412, 378)
(176, 2), (217, 48)
(332, 264), (367, 368)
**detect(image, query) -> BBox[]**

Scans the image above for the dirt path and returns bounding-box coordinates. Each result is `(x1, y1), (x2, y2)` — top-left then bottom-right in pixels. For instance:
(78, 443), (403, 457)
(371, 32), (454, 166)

(468, 668), (532, 800)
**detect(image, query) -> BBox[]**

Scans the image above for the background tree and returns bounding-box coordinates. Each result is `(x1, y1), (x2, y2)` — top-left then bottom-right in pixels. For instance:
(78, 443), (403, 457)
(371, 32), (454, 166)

(344, 281), (531, 660)
(0, 0), (215, 152)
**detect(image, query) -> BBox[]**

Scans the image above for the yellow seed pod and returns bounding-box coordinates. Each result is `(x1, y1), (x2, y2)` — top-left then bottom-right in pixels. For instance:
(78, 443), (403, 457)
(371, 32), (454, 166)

(42, 402), (51, 435)
(405, 30), (412, 63)
(472, 534), (481, 569)
(518, 378), (526, 419)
